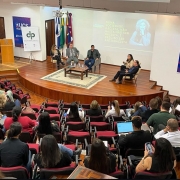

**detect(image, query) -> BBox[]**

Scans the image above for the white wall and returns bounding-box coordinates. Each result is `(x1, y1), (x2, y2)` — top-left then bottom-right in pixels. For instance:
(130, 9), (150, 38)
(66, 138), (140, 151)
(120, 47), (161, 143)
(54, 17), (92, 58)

(150, 15), (180, 96)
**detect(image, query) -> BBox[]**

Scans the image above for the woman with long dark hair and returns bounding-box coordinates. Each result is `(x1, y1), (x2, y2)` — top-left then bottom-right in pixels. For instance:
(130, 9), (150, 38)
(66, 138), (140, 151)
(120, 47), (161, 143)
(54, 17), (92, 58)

(66, 102), (84, 121)
(4, 106), (36, 134)
(84, 138), (109, 174)
(34, 135), (72, 168)
(0, 122), (29, 167)
(136, 138), (176, 173)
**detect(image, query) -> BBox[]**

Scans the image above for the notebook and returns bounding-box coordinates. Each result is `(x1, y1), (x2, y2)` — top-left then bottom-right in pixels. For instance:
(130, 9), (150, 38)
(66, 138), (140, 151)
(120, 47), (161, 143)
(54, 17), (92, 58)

(117, 121), (133, 135)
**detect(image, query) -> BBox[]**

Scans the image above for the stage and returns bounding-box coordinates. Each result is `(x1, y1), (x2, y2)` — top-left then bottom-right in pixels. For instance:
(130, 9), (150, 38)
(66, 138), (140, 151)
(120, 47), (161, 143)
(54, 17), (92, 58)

(17, 58), (164, 104)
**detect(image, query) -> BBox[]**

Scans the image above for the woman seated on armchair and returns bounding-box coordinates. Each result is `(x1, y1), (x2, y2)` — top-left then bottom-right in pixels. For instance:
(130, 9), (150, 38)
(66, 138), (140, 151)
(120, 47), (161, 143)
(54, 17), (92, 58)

(50, 44), (65, 69)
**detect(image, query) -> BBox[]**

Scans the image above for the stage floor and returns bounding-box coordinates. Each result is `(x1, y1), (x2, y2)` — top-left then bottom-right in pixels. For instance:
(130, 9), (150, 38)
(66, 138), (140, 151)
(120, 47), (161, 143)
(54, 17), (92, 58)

(18, 58), (163, 104)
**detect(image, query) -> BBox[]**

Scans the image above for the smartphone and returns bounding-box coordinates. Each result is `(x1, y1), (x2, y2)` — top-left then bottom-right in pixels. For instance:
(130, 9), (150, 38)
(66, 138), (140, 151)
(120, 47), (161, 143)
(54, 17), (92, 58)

(145, 142), (153, 154)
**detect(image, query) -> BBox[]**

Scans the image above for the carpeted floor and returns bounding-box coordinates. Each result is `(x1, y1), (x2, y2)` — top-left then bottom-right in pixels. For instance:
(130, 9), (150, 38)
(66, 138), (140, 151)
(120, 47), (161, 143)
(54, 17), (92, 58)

(41, 69), (107, 89)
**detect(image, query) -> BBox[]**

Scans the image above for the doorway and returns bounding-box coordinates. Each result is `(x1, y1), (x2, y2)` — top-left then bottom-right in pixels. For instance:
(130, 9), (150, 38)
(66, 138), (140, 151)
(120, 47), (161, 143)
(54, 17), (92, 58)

(45, 19), (55, 56)
(0, 17), (6, 39)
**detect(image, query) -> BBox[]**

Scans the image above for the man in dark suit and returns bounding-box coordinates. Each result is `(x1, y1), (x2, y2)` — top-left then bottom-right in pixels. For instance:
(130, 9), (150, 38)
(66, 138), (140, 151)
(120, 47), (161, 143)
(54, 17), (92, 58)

(85, 45), (101, 70)
(110, 60), (140, 84)
(118, 116), (152, 157)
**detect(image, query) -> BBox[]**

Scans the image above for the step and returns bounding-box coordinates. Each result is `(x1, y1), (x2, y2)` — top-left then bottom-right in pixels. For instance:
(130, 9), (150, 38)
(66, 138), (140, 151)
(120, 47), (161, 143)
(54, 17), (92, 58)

(152, 85), (162, 91)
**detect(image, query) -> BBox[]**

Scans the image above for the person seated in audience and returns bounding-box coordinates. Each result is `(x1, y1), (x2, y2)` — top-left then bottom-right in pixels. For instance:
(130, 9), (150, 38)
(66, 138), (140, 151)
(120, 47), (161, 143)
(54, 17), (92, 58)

(0, 122), (30, 168)
(34, 112), (81, 159)
(66, 102), (84, 121)
(105, 100), (126, 119)
(131, 101), (147, 117)
(0, 93), (6, 112)
(84, 138), (116, 174)
(171, 97), (180, 115)
(50, 44), (65, 69)
(118, 116), (152, 157)
(155, 96), (162, 111)
(86, 100), (102, 116)
(154, 119), (180, 147)
(4, 106), (36, 135)
(141, 98), (159, 122)
(34, 112), (60, 135)
(66, 43), (79, 65)
(136, 138), (176, 173)
(146, 101), (176, 134)
(110, 60), (140, 84)
(109, 54), (134, 82)
(34, 135), (72, 168)
(85, 45), (101, 71)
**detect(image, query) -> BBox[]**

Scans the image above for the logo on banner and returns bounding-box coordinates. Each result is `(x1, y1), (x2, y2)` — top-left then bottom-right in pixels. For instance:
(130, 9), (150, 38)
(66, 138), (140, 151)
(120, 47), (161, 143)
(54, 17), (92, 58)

(16, 23), (29, 30)
(26, 31), (35, 40)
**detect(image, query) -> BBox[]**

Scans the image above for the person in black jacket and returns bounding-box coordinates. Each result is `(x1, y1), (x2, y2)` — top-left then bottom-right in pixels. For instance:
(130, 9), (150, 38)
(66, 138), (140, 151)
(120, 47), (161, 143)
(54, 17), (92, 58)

(116, 60), (140, 84)
(50, 44), (65, 69)
(87, 100), (102, 116)
(0, 122), (29, 168)
(118, 116), (152, 157)
(141, 98), (159, 122)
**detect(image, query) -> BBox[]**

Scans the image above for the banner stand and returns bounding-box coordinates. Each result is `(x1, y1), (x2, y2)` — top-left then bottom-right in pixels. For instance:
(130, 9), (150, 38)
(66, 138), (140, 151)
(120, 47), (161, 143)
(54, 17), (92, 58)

(29, 52), (35, 63)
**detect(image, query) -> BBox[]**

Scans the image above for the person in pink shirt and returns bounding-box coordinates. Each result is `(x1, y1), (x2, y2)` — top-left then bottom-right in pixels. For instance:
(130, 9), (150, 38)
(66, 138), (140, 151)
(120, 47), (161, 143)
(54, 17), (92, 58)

(4, 106), (36, 135)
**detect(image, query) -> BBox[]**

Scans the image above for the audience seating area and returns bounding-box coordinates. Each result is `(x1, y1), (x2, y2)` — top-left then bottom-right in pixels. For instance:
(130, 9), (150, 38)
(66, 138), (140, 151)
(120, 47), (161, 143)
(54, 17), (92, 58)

(0, 78), (179, 179)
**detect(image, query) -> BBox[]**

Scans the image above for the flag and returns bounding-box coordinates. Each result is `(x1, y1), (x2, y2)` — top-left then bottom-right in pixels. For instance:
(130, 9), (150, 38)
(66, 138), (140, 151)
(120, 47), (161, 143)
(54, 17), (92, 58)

(55, 17), (60, 49)
(177, 53), (180, 73)
(60, 18), (65, 49)
(66, 13), (73, 46)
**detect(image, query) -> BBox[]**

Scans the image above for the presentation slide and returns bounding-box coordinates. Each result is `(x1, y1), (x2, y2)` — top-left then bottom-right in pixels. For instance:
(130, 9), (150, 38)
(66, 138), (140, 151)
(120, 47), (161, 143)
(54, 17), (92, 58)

(91, 11), (157, 68)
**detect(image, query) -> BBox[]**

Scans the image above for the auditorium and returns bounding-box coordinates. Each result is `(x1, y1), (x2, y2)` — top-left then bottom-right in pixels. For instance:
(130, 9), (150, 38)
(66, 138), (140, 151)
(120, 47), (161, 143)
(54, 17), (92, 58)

(0, 0), (180, 179)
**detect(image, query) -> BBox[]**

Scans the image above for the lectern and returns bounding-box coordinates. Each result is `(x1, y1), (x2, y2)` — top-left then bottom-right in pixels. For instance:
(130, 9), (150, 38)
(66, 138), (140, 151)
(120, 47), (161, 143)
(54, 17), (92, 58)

(0, 39), (14, 64)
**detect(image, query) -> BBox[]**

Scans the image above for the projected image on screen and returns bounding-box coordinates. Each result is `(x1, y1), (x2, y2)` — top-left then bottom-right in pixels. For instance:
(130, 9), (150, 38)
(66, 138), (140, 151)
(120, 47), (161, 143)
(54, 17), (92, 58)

(129, 19), (151, 47)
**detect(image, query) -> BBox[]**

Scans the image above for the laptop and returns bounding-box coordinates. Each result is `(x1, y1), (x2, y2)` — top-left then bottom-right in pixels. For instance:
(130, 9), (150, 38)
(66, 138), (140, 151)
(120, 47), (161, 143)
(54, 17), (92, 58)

(117, 121), (133, 135)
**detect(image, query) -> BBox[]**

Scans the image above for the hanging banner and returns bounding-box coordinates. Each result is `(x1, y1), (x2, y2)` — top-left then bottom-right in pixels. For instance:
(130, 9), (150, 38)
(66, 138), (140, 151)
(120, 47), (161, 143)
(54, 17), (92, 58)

(177, 54), (180, 73)
(12, 16), (31, 47)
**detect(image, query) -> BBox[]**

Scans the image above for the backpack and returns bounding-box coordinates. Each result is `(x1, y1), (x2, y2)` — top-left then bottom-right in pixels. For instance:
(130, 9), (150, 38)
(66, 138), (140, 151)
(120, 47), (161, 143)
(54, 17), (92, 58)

(106, 148), (116, 173)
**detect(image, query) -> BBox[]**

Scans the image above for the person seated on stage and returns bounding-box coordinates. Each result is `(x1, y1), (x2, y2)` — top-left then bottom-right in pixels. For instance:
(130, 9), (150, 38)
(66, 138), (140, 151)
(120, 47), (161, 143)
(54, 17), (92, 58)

(66, 43), (79, 65)
(117, 60), (140, 84)
(136, 138), (176, 173)
(34, 135), (72, 168)
(105, 100), (126, 119)
(84, 138), (116, 174)
(85, 45), (101, 71)
(109, 54), (134, 82)
(86, 100), (102, 116)
(121, 54), (134, 71)
(118, 116), (152, 157)
(154, 119), (180, 148)
(50, 44), (65, 69)
(4, 106), (36, 135)
(66, 102), (84, 121)
(141, 98), (159, 122)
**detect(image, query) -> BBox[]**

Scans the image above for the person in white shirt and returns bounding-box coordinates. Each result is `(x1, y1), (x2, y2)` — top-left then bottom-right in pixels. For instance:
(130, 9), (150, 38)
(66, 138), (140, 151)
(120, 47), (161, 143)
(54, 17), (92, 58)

(105, 100), (126, 118)
(154, 119), (180, 147)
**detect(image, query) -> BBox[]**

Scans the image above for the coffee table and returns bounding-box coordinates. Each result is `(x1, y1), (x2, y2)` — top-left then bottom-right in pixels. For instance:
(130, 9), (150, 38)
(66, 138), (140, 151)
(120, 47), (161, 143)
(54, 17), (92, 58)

(64, 66), (89, 80)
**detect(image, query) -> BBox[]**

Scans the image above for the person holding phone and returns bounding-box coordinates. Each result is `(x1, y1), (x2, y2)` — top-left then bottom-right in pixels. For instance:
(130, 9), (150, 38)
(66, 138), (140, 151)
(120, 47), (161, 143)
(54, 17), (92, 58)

(136, 138), (176, 173)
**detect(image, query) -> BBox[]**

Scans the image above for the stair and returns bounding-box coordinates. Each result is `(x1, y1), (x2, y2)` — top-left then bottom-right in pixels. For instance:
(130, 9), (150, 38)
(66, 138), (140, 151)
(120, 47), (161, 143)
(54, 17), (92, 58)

(0, 70), (18, 82)
(149, 80), (169, 97)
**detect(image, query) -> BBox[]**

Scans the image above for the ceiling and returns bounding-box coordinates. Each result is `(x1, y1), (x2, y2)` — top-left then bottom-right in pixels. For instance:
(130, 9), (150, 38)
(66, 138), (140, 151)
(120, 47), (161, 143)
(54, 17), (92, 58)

(1, 0), (180, 14)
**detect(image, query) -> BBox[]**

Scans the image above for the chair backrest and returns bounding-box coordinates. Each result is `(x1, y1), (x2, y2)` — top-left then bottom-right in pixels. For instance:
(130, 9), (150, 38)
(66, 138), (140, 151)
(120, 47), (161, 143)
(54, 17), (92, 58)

(21, 112), (36, 120)
(89, 115), (104, 122)
(125, 148), (144, 158)
(52, 132), (62, 143)
(81, 104), (90, 110)
(134, 171), (172, 179)
(93, 123), (111, 131)
(44, 108), (58, 114)
(0, 166), (29, 179)
(40, 165), (75, 179)
(119, 104), (128, 109)
(134, 68), (141, 80)
(66, 117), (82, 122)
(66, 122), (86, 131)
(19, 132), (32, 143)
(112, 116), (125, 122)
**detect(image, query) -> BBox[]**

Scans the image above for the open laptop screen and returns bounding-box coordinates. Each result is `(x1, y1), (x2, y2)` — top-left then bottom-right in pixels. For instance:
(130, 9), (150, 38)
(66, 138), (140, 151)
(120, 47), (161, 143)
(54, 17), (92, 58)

(117, 122), (133, 134)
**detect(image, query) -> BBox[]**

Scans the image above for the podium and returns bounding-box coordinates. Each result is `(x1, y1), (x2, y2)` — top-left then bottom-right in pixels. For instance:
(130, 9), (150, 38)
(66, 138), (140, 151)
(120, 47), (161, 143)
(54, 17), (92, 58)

(0, 39), (14, 64)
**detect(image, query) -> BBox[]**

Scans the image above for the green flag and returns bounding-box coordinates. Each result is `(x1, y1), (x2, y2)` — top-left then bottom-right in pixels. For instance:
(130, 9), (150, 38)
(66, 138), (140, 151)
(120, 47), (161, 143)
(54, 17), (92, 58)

(60, 18), (65, 49)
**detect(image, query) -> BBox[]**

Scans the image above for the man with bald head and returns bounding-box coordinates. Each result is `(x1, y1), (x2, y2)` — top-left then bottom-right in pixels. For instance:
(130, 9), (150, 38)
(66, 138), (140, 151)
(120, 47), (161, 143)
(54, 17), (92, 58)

(154, 119), (180, 147)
